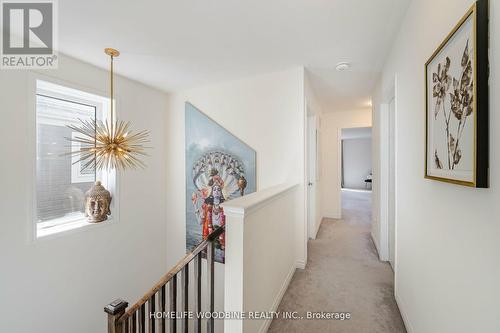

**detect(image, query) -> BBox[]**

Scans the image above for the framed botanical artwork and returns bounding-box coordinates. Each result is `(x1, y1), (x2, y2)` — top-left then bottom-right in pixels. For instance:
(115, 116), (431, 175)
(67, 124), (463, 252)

(425, 0), (488, 187)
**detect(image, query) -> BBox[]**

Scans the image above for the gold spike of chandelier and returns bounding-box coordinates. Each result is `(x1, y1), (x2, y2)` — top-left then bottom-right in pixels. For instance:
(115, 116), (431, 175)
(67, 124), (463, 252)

(67, 48), (150, 171)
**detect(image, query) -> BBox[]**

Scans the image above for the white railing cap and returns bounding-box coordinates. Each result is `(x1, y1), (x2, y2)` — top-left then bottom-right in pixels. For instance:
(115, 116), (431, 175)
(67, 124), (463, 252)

(222, 183), (299, 218)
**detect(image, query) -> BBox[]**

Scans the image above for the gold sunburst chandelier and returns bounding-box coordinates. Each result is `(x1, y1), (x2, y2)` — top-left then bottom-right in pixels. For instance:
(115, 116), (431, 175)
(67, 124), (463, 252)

(67, 48), (150, 171)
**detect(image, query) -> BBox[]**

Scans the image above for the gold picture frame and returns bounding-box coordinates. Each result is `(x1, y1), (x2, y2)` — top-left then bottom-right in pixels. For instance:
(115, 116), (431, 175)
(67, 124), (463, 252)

(424, 0), (488, 188)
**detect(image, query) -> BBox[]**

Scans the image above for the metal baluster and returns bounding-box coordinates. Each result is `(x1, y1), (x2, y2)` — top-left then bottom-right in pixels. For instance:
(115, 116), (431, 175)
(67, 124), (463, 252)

(170, 275), (177, 333)
(181, 265), (189, 333)
(131, 312), (137, 333)
(193, 253), (202, 333)
(159, 285), (166, 333)
(123, 318), (129, 333)
(148, 294), (155, 333)
(207, 242), (215, 333)
(139, 304), (146, 333)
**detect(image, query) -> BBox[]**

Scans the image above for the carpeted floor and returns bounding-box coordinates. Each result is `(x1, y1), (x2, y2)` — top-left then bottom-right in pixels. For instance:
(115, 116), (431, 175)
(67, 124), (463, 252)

(268, 189), (406, 333)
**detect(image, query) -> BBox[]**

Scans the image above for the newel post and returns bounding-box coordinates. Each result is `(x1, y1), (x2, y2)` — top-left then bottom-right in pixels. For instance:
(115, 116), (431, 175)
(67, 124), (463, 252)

(104, 299), (128, 333)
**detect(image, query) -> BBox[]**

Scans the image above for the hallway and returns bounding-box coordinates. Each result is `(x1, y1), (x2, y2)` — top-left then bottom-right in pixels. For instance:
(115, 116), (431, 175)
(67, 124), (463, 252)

(268, 190), (406, 333)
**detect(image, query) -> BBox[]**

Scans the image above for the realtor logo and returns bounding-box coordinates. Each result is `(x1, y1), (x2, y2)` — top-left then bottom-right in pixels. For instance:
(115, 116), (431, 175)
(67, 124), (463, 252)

(1, 0), (58, 69)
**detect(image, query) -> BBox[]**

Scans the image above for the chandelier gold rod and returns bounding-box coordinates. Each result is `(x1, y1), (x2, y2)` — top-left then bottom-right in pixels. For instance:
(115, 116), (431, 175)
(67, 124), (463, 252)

(110, 53), (114, 135)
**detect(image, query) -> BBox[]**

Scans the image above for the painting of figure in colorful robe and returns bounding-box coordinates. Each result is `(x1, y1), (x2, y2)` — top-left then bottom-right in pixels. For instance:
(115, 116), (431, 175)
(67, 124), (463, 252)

(185, 103), (256, 263)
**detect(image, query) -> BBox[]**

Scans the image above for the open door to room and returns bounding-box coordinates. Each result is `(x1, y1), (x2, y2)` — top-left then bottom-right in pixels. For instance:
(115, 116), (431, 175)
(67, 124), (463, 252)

(341, 127), (372, 191)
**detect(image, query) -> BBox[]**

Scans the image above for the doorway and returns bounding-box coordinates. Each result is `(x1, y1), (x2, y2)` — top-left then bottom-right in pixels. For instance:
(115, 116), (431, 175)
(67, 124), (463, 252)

(340, 127), (373, 191)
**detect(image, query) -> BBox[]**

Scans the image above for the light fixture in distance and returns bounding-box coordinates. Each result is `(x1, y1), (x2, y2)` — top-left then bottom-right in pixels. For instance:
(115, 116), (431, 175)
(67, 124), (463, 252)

(335, 62), (351, 71)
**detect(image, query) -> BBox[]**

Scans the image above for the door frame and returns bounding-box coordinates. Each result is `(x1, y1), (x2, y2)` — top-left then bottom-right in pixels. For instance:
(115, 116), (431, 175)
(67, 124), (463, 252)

(379, 75), (398, 272)
(388, 96), (396, 269)
(337, 126), (373, 214)
(307, 113), (318, 239)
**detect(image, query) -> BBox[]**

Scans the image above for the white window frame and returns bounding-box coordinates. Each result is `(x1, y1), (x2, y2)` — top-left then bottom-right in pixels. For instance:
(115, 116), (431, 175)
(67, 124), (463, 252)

(71, 132), (97, 184)
(30, 77), (119, 240)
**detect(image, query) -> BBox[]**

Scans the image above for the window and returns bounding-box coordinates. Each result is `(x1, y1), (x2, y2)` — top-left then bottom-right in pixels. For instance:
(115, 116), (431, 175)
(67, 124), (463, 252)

(35, 80), (115, 238)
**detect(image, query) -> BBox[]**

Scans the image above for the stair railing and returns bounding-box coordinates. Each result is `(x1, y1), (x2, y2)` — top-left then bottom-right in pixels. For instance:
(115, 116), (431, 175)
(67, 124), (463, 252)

(104, 226), (225, 333)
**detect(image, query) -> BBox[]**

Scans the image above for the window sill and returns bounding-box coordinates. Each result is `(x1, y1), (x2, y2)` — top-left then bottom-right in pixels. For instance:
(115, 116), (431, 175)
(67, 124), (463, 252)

(36, 214), (114, 240)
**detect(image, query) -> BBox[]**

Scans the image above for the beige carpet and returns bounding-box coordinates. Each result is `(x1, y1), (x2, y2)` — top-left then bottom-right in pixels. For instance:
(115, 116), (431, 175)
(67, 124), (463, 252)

(268, 190), (406, 333)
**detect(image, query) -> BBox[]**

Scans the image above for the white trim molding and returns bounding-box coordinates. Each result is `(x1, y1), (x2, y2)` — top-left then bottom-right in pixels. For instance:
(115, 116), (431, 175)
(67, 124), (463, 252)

(222, 183), (299, 218)
(296, 259), (306, 269)
(258, 263), (296, 333)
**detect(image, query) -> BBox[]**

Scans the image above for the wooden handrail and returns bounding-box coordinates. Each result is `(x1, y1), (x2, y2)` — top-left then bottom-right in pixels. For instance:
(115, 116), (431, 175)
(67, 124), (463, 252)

(121, 226), (224, 321)
(105, 225), (225, 333)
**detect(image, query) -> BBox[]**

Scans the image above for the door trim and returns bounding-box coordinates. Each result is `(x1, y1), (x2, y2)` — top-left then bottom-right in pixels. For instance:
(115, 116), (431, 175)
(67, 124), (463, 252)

(378, 75), (398, 275)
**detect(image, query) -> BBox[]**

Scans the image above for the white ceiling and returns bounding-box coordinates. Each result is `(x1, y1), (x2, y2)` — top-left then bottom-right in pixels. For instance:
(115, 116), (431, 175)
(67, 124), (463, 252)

(58, 0), (410, 112)
(341, 127), (372, 140)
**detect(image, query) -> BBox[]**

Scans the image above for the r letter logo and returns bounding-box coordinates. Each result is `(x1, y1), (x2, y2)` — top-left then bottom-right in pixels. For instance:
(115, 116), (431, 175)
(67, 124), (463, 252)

(1, 0), (58, 69)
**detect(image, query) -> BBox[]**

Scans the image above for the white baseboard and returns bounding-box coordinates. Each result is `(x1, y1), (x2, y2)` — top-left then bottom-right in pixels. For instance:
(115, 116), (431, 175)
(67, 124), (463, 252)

(371, 232), (386, 261)
(323, 213), (341, 219)
(395, 292), (414, 333)
(312, 216), (323, 239)
(258, 263), (297, 333)
(296, 260), (306, 269)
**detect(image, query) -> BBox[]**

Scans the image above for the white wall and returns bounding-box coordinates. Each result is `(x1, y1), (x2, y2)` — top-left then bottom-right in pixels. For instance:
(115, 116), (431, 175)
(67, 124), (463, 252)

(164, 67), (307, 331)
(321, 109), (372, 218)
(372, 0), (500, 332)
(223, 184), (299, 333)
(0, 55), (169, 332)
(342, 138), (372, 190)
(166, 66), (306, 265)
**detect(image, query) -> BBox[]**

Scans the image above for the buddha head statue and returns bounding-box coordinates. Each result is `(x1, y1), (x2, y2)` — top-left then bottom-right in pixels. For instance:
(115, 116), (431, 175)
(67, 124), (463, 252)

(84, 181), (112, 223)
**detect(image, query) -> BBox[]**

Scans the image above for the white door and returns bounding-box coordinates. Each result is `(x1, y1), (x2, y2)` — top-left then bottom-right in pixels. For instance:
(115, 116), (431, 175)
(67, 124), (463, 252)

(388, 97), (396, 269)
(307, 115), (317, 239)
